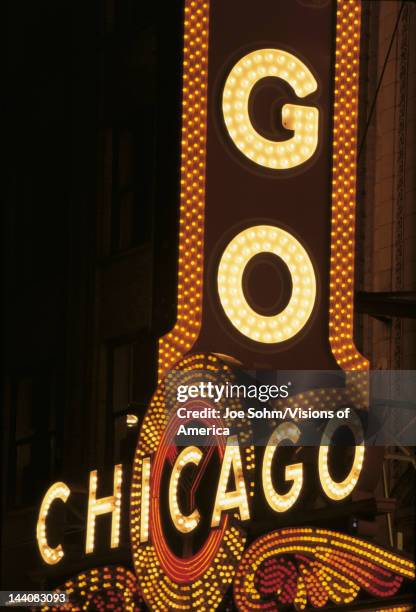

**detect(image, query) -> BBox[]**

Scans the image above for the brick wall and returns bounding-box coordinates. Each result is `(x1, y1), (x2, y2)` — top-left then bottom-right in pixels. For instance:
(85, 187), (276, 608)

(359, 0), (416, 370)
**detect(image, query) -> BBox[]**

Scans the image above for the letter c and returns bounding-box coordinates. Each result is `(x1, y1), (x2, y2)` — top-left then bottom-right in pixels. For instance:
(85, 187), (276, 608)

(169, 446), (203, 533)
(36, 482), (70, 564)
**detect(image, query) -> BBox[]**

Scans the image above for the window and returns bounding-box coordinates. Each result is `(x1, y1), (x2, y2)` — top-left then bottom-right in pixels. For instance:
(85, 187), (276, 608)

(7, 374), (63, 508)
(98, 11), (157, 257)
(109, 124), (155, 253)
(106, 337), (156, 463)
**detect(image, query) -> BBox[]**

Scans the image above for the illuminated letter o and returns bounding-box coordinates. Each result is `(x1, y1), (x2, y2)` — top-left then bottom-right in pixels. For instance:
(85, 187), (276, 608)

(217, 225), (316, 343)
(223, 49), (319, 169)
(318, 410), (365, 501)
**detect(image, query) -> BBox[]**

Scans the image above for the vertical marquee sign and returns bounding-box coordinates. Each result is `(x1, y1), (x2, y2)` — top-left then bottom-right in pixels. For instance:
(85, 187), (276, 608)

(35, 1), (415, 611)
(157, 0), (368, 376)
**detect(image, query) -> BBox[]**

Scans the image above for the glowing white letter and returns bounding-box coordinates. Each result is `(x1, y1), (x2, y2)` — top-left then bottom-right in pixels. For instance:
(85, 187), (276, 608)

(223, 49), (319, 169)
(319, 411), (364, 500)
(211, 436), (250, 527)
(262, 423), (303, 512)
(85, 464), (123, 553)
(37, 482), (70, 564)
(169, 446), (203, 533)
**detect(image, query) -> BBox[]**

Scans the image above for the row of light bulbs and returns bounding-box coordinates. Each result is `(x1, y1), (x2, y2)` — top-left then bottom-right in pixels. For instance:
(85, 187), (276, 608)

(234, 526), (415, 610)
